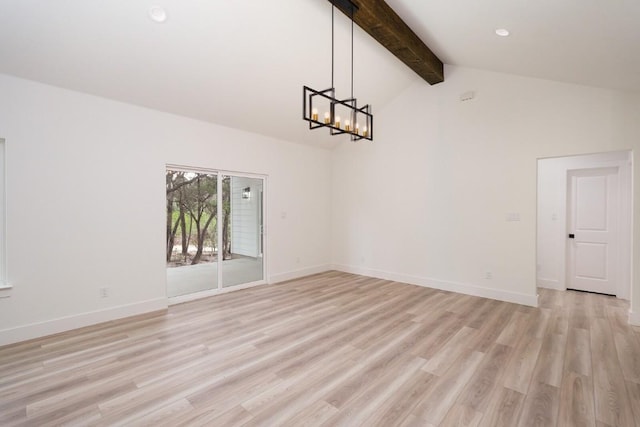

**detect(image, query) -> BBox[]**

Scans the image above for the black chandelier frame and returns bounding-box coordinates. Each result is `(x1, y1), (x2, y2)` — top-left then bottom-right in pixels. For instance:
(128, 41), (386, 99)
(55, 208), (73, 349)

(303, 86), (373, 141)
(302, 0), (373, 141)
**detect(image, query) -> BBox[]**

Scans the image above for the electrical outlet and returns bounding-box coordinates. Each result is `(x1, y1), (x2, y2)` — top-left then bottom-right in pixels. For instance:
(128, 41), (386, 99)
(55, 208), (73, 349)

(99, 287), (109, 298)
(484, 271), (492, 280)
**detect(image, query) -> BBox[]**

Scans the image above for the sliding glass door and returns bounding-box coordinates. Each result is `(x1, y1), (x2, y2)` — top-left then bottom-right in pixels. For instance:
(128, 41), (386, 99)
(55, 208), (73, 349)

(221, 175), (264, 287)
(166, 167), (265, 298)
(166, 170), (218, 297)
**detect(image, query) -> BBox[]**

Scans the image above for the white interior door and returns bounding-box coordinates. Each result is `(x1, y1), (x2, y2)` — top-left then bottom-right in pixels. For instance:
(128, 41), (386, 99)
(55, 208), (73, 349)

(567, 167), (618, 295)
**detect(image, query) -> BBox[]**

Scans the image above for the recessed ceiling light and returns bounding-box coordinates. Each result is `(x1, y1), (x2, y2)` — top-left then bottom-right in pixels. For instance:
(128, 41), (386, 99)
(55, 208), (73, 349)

(495, 28), (510, 37)
(149, 6), (167, 23)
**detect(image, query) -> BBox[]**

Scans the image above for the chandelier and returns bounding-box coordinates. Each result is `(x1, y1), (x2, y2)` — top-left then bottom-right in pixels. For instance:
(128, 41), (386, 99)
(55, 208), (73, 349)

(303, 0), (373, 141)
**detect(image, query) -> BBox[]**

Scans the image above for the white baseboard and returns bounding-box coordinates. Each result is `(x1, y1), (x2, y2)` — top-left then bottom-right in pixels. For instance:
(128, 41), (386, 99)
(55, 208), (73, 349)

(537, 278), (564, 291)
(0, 298), (167, 347)
(332, 264), (539, 307)
(269, 264), (332, 284)
(629, 310), (640, 326)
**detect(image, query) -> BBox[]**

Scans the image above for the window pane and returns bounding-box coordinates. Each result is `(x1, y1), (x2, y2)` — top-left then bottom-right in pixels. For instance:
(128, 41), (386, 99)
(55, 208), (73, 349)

(221, 175), (264, 287)
(166, 169), (218, 297)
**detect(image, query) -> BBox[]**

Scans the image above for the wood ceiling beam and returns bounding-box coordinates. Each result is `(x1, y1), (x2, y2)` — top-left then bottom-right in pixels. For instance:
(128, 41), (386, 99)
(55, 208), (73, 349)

(329, 0), (444, 85)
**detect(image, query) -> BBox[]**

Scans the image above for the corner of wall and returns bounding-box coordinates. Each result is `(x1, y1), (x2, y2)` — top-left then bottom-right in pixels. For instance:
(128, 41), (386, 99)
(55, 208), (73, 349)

(537, 278), (564, 291)
(332, 264), (539, 308)
(269, 264), (332, 284)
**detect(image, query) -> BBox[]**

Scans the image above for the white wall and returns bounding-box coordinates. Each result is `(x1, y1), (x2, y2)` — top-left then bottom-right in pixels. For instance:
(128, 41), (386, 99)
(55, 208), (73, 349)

(231, 176), (262, 258)
(613, 92), (640, 325)
(0, 74), (332, 345)
(2, 63), (639, 346)
(537, 151), (632, 298)
(332, 65), (640, 311)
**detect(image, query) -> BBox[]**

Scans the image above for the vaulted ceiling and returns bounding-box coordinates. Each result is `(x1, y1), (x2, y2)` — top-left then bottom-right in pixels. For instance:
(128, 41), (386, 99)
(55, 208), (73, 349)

(1, 0), (638, 148)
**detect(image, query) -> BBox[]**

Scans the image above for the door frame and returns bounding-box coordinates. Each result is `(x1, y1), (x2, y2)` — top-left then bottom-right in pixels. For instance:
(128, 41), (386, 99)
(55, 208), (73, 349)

(166, 164), (268, 305)
(563, 160), (631, 299)
(536, 151), (632, 300)
(561, 159), (632, 299)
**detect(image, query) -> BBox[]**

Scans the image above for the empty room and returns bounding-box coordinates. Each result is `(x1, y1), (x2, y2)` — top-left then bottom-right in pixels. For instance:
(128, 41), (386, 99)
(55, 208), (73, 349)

(1, 0), (640, 426)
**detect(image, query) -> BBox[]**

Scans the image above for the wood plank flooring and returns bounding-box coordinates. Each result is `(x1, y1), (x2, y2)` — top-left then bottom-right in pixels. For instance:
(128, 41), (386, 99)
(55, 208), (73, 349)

(1, 271), (640, 426)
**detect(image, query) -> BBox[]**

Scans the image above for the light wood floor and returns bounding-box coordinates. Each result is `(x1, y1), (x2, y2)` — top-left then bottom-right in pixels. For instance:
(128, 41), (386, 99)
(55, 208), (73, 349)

(1, 272), (640, 426)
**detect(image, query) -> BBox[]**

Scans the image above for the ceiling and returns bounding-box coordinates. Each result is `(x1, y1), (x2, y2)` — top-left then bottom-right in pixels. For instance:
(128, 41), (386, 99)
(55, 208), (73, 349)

(1, 0), (638, 149)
